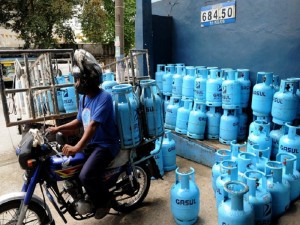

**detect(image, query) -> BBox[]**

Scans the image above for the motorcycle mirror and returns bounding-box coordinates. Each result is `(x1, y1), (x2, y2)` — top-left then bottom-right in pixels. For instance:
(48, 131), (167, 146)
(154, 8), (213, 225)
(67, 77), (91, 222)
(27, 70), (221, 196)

(56, 132), (66, 148)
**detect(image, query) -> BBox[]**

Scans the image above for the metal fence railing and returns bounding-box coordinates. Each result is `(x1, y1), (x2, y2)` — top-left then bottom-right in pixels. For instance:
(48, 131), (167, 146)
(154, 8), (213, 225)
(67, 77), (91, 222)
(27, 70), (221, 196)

(102, 49), (151, 87)
(0, 49), (77, 127)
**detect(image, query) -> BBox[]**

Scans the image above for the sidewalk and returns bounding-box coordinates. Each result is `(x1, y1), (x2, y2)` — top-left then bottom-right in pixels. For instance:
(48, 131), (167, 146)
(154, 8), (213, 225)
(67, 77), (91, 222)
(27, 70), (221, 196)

(0, 95), (22, 165)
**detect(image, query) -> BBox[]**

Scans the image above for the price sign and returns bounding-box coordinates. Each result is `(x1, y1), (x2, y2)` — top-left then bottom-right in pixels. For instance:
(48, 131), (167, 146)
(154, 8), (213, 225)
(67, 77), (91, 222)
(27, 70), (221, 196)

(200, 1), (236, 27)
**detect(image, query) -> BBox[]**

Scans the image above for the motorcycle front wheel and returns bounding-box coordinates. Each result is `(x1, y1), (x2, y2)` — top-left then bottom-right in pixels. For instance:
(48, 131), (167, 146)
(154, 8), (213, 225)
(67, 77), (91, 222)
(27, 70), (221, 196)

(112, 164), (151, 213)
(0, 200), (51, 224)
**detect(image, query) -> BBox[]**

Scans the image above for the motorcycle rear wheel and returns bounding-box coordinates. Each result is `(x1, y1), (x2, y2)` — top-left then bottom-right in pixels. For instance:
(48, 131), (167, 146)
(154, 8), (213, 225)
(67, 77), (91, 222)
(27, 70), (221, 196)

(112, 164), (151, 213)
(0, 200), (50, 224)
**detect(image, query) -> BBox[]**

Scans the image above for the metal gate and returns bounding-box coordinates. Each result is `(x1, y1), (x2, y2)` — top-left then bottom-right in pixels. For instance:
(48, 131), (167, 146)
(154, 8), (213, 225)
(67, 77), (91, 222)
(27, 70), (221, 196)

(0, 49), (76, 127)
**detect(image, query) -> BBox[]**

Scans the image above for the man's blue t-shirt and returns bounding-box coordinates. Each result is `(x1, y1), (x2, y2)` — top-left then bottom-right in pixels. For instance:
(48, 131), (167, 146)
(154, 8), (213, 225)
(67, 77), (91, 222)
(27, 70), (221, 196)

(77, 89), (120, 156)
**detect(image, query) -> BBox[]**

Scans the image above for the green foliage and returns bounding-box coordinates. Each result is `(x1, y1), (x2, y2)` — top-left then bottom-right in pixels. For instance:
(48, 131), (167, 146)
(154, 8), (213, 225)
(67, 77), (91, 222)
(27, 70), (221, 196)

(0, 0), (78, 48)
(80, 0), (108, 43)
(80, 0), (136, 54)
(0, 0), (136, 52)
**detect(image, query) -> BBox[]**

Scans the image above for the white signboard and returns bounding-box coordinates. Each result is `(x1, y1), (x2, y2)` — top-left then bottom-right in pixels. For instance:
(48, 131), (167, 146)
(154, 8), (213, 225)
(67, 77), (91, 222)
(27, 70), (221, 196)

(201, 1), (236, 27)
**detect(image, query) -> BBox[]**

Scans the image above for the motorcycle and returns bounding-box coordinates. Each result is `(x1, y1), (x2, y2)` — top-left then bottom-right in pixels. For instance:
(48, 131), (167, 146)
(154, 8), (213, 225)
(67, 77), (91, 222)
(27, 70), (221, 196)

(0, 128), (161, 224)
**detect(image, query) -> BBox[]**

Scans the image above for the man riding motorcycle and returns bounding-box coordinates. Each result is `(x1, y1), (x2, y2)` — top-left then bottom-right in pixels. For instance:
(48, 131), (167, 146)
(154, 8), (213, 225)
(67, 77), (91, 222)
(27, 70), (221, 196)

(48, 49), (120, 219)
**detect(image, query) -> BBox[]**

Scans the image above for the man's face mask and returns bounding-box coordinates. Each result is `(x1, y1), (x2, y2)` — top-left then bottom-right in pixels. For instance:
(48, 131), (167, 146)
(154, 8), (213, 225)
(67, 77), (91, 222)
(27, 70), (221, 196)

(75, 77), (89, 95)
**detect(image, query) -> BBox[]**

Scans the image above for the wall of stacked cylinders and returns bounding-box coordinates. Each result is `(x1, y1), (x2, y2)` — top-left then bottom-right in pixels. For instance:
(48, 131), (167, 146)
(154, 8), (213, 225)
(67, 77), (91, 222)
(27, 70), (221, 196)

(155, 64), (252, 144)
(155, 64), (300, 224)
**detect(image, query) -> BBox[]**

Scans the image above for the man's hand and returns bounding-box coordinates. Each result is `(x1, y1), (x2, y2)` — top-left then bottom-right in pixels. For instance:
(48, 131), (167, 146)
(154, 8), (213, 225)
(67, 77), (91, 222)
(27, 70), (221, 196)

(47, 126), (60, 134)
(62, 144), (80, 157)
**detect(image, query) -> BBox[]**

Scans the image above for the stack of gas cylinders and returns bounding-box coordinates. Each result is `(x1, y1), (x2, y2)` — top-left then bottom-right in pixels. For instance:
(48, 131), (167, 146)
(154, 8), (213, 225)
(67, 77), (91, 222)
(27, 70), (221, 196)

(101, 71), (177, 177)
(110, 78), (164, 148)
(212, 138), (300, 224)
(156, 64), (300, 223)
(54, 73), (77, 113)
(209, 71), (300, 224)
(250, 73), (300, 161)
(155, 64), (251, 144)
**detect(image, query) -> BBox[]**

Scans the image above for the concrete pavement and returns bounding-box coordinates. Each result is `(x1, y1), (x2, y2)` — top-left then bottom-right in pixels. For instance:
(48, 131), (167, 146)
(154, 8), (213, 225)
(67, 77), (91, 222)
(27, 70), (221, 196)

(0, 156), (216, 225)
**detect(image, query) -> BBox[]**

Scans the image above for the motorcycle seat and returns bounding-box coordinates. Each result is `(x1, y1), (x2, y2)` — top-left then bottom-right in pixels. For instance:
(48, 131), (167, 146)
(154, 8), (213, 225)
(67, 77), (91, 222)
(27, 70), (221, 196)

(106, 150), (130, 169)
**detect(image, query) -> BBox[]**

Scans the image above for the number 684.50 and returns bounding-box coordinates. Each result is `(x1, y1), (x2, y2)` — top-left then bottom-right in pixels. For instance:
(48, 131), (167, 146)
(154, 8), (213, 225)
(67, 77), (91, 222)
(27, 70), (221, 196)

(201, 7), (234, 22)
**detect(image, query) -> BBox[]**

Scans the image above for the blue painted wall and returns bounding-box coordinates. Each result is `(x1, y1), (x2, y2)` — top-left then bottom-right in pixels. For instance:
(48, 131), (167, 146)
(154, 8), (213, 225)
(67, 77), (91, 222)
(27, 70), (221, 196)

(136, 0), (154, 77)
(151, 0), (300, 83)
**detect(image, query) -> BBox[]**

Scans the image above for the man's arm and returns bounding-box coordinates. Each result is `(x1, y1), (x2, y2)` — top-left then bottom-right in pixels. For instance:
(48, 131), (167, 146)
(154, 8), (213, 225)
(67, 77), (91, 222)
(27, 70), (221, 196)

(75, 120), (98, 150)
(48, 119), (81, 136)
(62, 120), (99, 156)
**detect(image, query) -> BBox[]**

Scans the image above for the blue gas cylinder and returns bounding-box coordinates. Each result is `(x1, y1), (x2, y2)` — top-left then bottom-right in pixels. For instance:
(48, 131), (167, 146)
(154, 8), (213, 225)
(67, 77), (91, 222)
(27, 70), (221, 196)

(34, 94), (43, 115)
(237, 108), (248, 141)
(56, 90), (65, 112)
(187, 102), (207, 140)
(165, 96), (181, 130)
(218, 181), (255, 225)
(251, 72), (274, 116)
(212, 149), (232, 195)
(244, 170), (272, 225)
(220, 68), (232, 80)
(196, 66), (206, 70)
(172, 65), (186, 97)
(55, 75), (66, 84)
(161, 130), (176, 171)
(230, 140), (247, 162)
(249, 116), (271, 134)
(140, 79), (164, 138)
(150, 138), (164, 177)
(112, 84), (141, 149)
(271, 79), (299, 125)
(162, 65), (175, 96)
(287, 77), (300, 119)
(272, 74), (280, 93)
(207, 67), (218, 77)
(101, 72), (118, 94)
(155, 64), (165, 91)
(278, 123), (300, 171)
(182, 66), (196, 100)
(251, 143), (271, 159)
(176, 63), (185, 67)
(215, 160), (238, 207)
(236, 69), (251, 108)
(206, 106), (221, 140)
(247, 120), (272, 153)
(270, 124), (286, 160)
(175, 99), (193, 135)
(206, 69), (222, 107)
(67, 73), (75, 83)
(194, 68), (208, 103)
(170, 167), (200, 225)
(42, 90), (54, 114)
(255, 71), (266, 84)
(276, 152), (300, 202)
(251, 144), (270, 172)
(54, 76), (66, 112)
(222, 69), (241, 109)
(219, 109), (239, 145)
(265, 161), (290, 219)
(237, 152), (257, 183)
(62, 87), (77, 113)
(163, 95), (171, 115)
